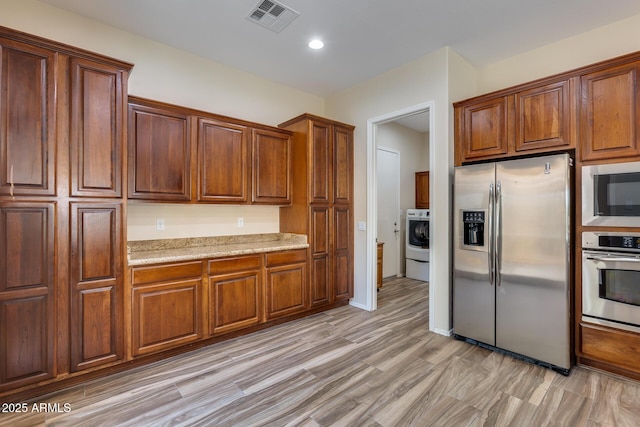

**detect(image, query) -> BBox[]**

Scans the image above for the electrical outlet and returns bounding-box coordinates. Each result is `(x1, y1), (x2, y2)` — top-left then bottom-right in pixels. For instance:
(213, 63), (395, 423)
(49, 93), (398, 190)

(237, 217), (244, 227)
(156, 218), (165, 231)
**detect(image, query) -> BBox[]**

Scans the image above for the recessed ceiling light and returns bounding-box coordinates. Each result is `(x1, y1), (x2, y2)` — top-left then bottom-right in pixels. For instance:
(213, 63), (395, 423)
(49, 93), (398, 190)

(308, 39), (324, 49)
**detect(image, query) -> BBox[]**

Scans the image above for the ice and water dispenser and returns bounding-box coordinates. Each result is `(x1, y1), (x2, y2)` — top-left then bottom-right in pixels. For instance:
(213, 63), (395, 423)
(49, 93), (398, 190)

(462, 210), (485, 248)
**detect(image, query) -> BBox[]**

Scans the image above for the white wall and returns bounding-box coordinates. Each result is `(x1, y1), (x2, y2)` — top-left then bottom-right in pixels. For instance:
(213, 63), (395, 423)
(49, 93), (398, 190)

(325, 47), (476, 333)
(1, 0), (324, 241)
(376, 122), (428, 211)
(476, 13), (640, 96)
(127, 203), (280, 241)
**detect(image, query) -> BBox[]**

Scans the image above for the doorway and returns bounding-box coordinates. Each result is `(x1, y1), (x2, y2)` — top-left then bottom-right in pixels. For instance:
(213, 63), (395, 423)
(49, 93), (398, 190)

(366, 101), (434, 317)
(376, 147), (401, 278)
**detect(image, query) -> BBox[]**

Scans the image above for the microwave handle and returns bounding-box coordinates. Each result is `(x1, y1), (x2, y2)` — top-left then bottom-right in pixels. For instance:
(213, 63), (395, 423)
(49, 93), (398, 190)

(586, 255), (640, 263)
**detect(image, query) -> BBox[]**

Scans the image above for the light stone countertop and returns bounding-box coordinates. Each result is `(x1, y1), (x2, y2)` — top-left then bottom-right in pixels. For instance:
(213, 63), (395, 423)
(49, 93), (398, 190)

(127, 233), (308, 266)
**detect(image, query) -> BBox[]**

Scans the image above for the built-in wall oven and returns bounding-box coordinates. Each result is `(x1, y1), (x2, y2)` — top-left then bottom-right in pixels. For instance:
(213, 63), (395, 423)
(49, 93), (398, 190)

(582, 232), (640, 333)
(582, 161), (640, 227)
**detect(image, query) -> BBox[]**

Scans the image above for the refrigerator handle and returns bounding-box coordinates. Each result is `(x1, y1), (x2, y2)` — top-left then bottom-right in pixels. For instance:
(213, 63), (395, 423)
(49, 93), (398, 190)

(488, 183), (494, 286)
(495, 181), (502, 286)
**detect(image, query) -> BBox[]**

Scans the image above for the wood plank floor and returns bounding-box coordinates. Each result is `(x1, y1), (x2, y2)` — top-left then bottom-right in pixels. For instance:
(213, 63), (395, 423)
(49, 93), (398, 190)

(3, 277), (640, 426)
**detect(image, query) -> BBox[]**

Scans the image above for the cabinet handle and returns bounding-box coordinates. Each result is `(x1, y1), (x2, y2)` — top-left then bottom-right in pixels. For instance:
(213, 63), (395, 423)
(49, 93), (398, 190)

(9, 164), (14, 197)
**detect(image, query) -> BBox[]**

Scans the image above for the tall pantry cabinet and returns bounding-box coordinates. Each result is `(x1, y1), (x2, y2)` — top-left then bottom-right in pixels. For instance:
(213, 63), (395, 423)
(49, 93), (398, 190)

(278, 114), (354, 307)
(0, 27), (131, 392)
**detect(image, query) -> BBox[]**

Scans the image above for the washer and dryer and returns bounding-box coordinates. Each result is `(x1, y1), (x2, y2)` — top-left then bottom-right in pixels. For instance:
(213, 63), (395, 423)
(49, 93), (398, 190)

(406, 209), (430, 281)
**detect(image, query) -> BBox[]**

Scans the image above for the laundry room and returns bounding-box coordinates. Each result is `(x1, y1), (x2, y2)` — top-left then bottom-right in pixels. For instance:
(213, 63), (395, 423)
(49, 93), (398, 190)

(375, 111), (430, 283)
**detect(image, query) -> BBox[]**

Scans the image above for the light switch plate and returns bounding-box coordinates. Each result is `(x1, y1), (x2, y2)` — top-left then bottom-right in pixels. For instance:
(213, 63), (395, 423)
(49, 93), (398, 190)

(358, 221), (366, 231)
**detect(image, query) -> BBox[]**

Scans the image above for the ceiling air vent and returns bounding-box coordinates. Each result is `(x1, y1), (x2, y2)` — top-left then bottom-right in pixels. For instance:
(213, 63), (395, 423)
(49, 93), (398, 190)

(246, 0), (300, 33)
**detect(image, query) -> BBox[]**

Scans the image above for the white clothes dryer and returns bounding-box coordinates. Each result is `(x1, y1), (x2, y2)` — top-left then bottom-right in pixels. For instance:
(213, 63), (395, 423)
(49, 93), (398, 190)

(406, 209), (429, 281)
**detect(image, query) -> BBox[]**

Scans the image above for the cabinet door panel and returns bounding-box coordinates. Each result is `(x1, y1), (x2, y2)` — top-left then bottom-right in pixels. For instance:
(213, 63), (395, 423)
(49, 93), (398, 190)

(581, 63), (640, 161)
(311, 206), (330, 306)
(0, 39), (56, 196)
(129, 103), (191, 200)
(310, 121), (331, 203)
(132, 280), (201, 356)
(1, 296), (50, 383)
(252, 129), (291, 205)
(333, 206), (353, 301)
(209, 271), (260, 335)
(70, 202), (123, 370)
(462, 97), (509, 160)
(311, 256), (330, 307)
(0, 203), (55, 389)
(333, 125), (353, 205)
(71, 58), (125, 197)
(198, 119), (249, 203)
(515, 80), (572, 152)
(79, 286), (115, 361)
(265, 261), (306, 320)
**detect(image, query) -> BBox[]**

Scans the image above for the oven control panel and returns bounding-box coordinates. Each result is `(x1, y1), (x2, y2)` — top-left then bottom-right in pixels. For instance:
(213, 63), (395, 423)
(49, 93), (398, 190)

(583, 232), (640, 252)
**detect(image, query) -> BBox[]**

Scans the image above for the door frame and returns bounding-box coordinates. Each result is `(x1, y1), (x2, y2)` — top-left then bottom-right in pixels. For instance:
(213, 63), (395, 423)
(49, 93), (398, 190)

(376, 146), (401, 279)
(366, 101), (435, 320)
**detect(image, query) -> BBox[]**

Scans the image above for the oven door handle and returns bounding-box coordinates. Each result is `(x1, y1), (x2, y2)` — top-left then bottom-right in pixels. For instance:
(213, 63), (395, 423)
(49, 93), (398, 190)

(586, 255), (640, 263)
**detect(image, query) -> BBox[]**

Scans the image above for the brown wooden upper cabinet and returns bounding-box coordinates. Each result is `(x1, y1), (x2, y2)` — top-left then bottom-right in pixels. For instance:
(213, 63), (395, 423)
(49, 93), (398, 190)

(197, 118), (250, 203)
(70, 58), (127, 198)
(454, 78), (576, 165)
(457, 96), (509, 162)
(333, 125), (354, 205)
(580, 61), (640, 161)
(514, 80), (574, 153)
(415, 171), (429, 209)
(128, 99), (192, 201)
(0, 37), (57, 197)
(252, 128), (291, 205)
(128, 97), (291, 205)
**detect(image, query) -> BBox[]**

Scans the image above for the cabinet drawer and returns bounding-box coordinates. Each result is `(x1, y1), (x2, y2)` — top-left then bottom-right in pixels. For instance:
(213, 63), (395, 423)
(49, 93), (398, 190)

(265, 249), (307, 266)
(580, 322), (640, 374)
(131, 261), (203, 286)
(208, 255), (262, 275)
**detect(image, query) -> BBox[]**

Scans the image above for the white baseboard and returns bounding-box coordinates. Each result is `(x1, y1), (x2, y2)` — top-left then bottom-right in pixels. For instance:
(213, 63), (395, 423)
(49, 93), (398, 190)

(349, 300), (370, 311)
(431, 327), (453, 337)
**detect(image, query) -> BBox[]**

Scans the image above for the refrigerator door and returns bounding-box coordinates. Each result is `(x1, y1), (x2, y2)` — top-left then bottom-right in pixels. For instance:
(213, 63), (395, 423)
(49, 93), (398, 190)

(495, 154), (571, 369)
(453, 162), (496, 346)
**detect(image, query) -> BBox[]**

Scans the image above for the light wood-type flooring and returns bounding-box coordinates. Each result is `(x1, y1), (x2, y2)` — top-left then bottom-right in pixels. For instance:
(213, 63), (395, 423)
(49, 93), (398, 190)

(3, 277), (640, 426)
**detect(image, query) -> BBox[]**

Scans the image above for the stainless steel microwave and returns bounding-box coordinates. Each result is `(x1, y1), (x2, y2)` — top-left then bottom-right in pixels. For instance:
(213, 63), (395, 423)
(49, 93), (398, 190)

(582, 161), (640, 227)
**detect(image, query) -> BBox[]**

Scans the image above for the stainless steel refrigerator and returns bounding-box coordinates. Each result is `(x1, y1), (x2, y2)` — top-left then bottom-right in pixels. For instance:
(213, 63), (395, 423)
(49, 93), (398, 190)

(453, 153), (572, 373)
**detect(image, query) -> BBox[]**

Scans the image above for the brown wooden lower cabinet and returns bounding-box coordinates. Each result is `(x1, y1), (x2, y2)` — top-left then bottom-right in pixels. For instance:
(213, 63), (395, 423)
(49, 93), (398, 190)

(333, 206), (353, 301)
(265, 249), (308, 320)
(2, 248), (327, 400)
(579, 322), (640, 376)
(69, 202), (124, 372)
(131, 261), (203, 356)
(208, 255), (262, 335)
(0, 203), (56, 391)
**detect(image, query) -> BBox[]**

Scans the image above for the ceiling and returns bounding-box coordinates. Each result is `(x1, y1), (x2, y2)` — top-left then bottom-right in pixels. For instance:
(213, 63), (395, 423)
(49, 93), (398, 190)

(41, 0), (640, 97)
